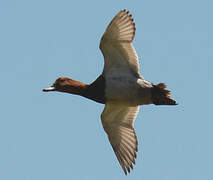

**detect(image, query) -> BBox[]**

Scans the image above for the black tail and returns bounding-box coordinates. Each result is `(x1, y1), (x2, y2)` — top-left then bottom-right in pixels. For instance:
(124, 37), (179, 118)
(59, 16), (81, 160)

(151, 83), (177, 105)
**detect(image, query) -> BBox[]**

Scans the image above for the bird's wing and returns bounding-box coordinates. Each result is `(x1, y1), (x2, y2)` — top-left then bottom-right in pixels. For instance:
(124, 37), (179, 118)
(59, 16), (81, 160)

(99, 10), (142, 78)
(101, 102), (139, 175)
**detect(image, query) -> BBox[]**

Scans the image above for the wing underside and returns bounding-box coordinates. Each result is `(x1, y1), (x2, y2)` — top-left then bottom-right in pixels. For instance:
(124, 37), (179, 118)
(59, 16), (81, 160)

(100, 10), (141, 78)
(101, 103), (139, 174)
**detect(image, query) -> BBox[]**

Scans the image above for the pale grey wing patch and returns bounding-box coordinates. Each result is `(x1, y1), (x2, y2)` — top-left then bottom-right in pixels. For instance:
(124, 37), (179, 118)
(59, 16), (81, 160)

(101, 103), (139, 175)
(99, 9), (142, 78)
(120, 43), (140, 77)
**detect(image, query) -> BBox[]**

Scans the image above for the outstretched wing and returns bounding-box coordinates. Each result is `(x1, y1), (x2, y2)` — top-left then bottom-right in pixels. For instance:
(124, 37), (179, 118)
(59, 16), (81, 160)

(100, 10), (142, 78)
(101, 102), (139, 175)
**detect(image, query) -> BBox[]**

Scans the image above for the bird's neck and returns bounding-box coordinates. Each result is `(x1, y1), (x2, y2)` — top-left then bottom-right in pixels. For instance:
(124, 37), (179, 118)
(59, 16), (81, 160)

(58, 79), (89, 96)
(58, 76), (106, 104)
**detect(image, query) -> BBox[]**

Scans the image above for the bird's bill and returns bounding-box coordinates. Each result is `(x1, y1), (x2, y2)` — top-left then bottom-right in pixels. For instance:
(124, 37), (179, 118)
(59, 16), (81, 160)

(42, 86), (55, 92)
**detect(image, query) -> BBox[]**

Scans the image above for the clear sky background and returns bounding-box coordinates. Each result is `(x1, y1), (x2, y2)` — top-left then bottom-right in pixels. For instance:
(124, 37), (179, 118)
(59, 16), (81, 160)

(1, 0), (212, 179)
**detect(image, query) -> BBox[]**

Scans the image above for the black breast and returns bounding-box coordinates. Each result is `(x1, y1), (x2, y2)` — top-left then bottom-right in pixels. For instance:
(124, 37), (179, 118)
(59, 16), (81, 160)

(83, 75), (106, 104)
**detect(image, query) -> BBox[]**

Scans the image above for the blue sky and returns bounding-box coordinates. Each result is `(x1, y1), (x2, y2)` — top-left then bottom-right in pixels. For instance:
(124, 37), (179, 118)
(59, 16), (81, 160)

(1, 0), (213, 179)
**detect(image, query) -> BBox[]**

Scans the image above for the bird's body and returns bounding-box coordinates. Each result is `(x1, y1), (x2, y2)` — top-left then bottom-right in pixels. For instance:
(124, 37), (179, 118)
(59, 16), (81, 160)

(43, 10), (177, 175)
(105, 75), (152, 106)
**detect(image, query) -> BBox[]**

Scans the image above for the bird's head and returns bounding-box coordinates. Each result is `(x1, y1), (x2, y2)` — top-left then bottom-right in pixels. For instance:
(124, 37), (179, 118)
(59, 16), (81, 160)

(43, 77), (72, 92)
(43, 77), (87, 94)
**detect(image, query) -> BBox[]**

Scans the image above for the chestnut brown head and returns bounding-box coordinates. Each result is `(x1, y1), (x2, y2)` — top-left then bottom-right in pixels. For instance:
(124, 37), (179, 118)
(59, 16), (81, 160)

(43, 77), (73, 92)
(43, 77), (87, 95)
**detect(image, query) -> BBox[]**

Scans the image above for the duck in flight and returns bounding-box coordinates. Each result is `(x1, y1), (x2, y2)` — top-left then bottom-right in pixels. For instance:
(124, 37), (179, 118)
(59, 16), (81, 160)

(43, 9), (177, 175)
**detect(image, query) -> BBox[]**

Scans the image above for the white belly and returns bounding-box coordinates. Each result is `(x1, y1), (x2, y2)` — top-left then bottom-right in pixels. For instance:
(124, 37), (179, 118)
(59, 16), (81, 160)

(105, 75), (152, 105)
